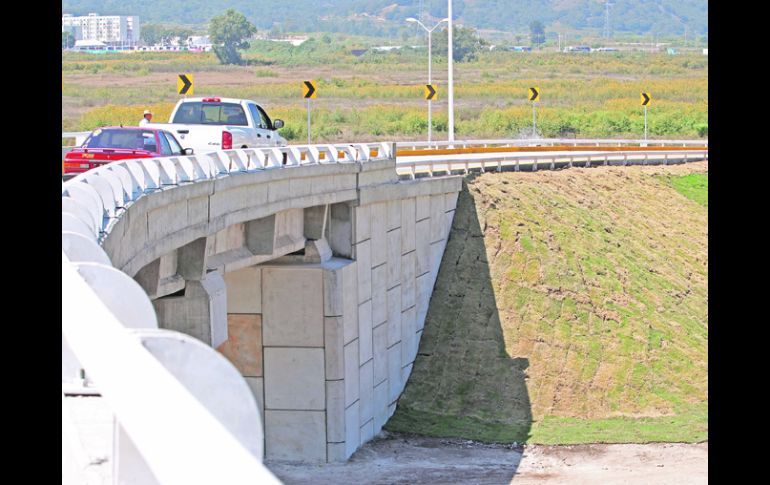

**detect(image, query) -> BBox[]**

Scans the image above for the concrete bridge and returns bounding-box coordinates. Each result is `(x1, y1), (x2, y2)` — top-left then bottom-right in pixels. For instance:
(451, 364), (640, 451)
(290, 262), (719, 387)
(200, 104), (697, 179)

(62, 143), (461, 473)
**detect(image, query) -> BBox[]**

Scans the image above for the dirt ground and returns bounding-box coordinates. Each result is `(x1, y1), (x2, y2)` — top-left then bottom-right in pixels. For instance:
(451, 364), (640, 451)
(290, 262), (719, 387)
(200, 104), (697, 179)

(266, 431), (708, 484)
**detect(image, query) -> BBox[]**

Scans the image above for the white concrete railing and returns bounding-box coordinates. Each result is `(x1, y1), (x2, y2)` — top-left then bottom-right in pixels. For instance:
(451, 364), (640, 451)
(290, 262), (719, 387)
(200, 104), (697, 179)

(396, 149), (709, 178)
(396, 138), (708, 149)
(62, 142), (394, 237)
(62, 253), (281, 484)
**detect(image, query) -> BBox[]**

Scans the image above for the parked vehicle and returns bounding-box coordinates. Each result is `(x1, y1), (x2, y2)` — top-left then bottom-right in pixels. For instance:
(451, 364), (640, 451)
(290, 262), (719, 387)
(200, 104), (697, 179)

(145, 97), (287, 154)
(62, 126), (191, 179)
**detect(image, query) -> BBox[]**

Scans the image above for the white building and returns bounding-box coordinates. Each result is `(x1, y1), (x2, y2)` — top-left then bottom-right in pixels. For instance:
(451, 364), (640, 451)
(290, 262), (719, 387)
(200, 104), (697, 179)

(62, 13), (141, 45)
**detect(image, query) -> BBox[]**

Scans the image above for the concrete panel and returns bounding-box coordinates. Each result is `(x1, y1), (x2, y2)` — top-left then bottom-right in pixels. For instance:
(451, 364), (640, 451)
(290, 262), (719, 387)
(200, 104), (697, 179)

(216, 314), (262, 377)
(274, 208), (304, 249)
(445, 191), (459, 212)
(401, 251), (416, 311)
(324, 317), (344, 380)
(244, 376), (265, 423)
(344, 402), (360, 458)
(265, 410), (326, 462)
(327, 443), (348, 463)
(147, 199), (187, 241)
(326, 380), (346, 443)
(415, 218), (431, 277)
(416, 195), (430, 222)
(329, 203), (353, 258)
(323, 266), (344, 317)
(387, 344), (402, 404)
(373, 323), (388, 386)
(264, 347), (325, 411)
(386, 229), (402, 289)
(430, 194), (447, 243)
(187, 195), (209, 227)
(311, 175), (337, 196)
(267, 179), (291, 203)
(223, 266), (261, 314)
(371, 264), (387, 326)
(344, 340), (359, 407)
(354, 240), (371, 304)
(360, 419), (375, 446)
(373, 381), (389, 434)
(342, 263), (359, 344)
(386, 287), (402, 348)
(444, 210), (455, 241)
(401, 198), (416, 254)
(358, 300), (373, 365)
(387, 200), (401, 232)
(388, 402), (396, 420)
(400, 363), (413, 394)
(430, 240), (445, 283)
(289, 176), (313, 200)
(214, 223), (245, 254)
(416, 272), (433, 332)
(359, 359), (374, 425)
(304, 205), (328, 240)
(370, 202), (388, 267)
(262, 267), (323, 347)
(209, 183), (269, 220)
(353, 204), (371, 244)
(401, 306), (417, 367)
(245, 215), (276, 256)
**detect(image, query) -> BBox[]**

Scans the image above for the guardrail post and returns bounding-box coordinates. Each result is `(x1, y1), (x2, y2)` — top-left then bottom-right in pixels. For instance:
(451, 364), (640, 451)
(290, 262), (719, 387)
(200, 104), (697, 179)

(664, 153), (669, 165)
(586, 156), (591, 168)
(643, 153), (648, 165)
(550, 158), (555, 170)
(515, 159), (519, 172)
(568, 156), (573, 168)
(623, 154), (628, 166)
(533, 158), (538, 172)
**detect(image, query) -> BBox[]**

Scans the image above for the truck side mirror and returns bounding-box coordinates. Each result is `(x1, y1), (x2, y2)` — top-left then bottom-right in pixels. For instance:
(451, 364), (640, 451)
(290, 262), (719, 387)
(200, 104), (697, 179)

(183, 148), (194, 155)
(273, 119), (284, 130)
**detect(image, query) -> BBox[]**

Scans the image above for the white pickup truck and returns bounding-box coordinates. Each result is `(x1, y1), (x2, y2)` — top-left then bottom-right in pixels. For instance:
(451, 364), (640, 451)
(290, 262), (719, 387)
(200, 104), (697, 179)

(147, 97), (287, 154)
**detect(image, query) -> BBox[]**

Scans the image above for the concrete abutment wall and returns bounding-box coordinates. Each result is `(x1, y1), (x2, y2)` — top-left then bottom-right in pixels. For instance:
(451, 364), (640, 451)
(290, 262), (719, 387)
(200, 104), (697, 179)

(100, 156), (460, 462)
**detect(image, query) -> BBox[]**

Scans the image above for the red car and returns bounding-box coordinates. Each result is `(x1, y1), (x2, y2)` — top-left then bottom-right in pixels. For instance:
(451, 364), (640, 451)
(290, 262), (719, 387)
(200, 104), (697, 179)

(63, 126), (192, 179)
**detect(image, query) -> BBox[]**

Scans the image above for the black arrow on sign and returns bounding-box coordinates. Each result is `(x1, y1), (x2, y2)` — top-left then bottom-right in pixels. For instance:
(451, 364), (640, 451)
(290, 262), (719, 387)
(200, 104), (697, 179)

(304, 81), (316, 99)
(425, 84), (436, 100)
(178, 74), (192, 95)
(641, 92), (650, 106)
(529, 87), (539, 101)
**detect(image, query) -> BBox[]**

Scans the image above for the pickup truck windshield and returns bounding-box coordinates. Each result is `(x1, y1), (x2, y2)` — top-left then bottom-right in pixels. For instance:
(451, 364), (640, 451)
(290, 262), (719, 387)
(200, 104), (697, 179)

(83, 129), (157, 151)
(172, 102), (248, 126)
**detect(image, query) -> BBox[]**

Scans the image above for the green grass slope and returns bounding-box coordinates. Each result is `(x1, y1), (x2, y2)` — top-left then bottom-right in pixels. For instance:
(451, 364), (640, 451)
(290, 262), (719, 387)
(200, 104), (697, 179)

(386, 163), (708, 444)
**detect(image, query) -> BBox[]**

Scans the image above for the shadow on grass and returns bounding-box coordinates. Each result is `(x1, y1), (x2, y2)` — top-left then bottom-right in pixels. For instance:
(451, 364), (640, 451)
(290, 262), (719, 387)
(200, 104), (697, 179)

(386, 177), (532, 446)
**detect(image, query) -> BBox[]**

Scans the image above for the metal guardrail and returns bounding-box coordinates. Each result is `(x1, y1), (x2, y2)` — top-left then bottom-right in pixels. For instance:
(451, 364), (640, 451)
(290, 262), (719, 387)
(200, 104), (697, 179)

(395, 149), (709, 178)
(396, 138), (708, 149)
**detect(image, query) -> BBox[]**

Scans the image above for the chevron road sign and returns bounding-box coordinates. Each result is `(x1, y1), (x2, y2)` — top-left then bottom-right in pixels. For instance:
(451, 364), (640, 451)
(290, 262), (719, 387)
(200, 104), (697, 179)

(177, 74), (193, 95)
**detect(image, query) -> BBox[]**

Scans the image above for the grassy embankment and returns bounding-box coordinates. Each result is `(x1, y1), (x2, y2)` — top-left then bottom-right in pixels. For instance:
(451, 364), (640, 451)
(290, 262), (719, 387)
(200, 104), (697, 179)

(62, 40), (707, 141)
(386, 164), (708, 444)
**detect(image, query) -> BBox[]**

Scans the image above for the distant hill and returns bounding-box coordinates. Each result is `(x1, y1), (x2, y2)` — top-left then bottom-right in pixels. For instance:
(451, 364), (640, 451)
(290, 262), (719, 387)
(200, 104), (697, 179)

(61, 0), (707, 37)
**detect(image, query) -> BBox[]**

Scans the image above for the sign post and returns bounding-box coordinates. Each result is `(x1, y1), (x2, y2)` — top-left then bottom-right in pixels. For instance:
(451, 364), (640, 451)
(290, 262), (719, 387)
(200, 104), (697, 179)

(640, 92), (651, 140)
(177, 74), (194, 96)
(424, 84), (437, 143)
(303, 80), (317, 144)
(528, 87), (540, 137)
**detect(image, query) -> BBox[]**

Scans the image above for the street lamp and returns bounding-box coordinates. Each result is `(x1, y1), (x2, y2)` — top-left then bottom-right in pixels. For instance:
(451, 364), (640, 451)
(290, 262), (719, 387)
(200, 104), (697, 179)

(406, 16), (448, 144)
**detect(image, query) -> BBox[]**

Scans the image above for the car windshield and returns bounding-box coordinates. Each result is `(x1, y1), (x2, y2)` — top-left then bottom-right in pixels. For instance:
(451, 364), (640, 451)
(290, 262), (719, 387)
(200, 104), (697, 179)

(172, 102), (248, 126)
(83, 129), (156, 151)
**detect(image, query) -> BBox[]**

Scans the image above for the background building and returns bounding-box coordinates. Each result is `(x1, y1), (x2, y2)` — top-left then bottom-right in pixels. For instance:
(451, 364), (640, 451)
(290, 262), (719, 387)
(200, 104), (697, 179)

(62, 13), (141, 46)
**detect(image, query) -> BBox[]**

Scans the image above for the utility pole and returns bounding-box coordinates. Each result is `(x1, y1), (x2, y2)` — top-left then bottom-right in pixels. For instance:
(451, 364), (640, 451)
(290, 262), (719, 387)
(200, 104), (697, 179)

(603, 1), (613, 40)
(447, 0), (455, 142)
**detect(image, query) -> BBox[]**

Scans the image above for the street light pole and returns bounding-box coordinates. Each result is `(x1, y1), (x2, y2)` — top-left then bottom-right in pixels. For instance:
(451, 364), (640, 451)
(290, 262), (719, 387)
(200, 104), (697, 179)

(448, 0), (454, 142)
(407, 17), (448, 145)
